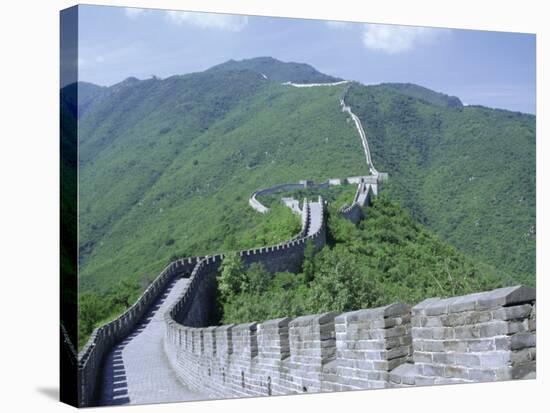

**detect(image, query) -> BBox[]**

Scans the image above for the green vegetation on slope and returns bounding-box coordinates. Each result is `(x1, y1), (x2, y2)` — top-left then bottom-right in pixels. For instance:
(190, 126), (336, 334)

(376, 83), (463, 109)
(74, 67), (366, 347)
(73, 57), (536, 346)
(77, 202), (301, 348)
(218, 195), (501, 324)
(206, 56), (342, 83)
(257, 183), (357, 210)
(345, 82), (535, 285)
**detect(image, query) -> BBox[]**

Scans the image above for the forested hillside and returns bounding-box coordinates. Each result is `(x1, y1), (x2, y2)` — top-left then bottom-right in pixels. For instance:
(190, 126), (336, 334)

(206, 56), (342, 83)
(219, 196), (501, 324)
(71, 57), (535, 346)
(76, 63), (365, 296)
(345, 82), (535, 284)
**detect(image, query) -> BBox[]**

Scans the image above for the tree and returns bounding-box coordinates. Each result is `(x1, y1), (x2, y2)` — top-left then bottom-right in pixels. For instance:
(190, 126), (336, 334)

(109, 278), (139, 309)
(78, 292), (106, 342)
(218, 252), (245, 302)
(307, 246), (374, 313)
(242, 263), (271, 295)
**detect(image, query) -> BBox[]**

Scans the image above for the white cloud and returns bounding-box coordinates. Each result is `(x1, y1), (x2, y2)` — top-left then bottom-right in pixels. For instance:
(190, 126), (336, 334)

(325, 21), (353, 30)
(362, 24), (441, 54)
(165, 11), (248, 31)
(125, 7), (146, 19)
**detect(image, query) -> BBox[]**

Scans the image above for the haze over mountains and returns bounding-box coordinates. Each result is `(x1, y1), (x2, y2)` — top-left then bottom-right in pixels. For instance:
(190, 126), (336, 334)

(68, 56), (535, 316)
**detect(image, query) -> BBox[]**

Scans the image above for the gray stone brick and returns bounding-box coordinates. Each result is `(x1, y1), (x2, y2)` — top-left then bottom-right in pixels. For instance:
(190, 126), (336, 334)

(448, 293), (480, 313)
(454, 325), (481, 339)
(413, 351), (433, 364)
(412, 328), (432, 339)
(479, 321), (509, 337)
(443, 340), (468, 352)
(495, 336), (511, 351)
(431, 327), (455, 340)
(491, 304), (532, 321)
(475, 286), (535, 310)
(467, 338), (495, 352)
(479, 351), (510, 369)
(507, 320), (529, 335)
(432, 352), (455, 365)
(510, 348), (535, 365)
(420, 340), (444, 352)
(444, 365), (469, 380)
(423, 316), (443, 327)
(454, 353), (480, 368)
(412, 298), (440, 315)
(510, 332), (535, 350)
(468, 368), (496, 382)
(421, 364), (446, 377)
(511, 361), (536, 379)
(414, 376), (435, 385)
(424, 300), (450, 316)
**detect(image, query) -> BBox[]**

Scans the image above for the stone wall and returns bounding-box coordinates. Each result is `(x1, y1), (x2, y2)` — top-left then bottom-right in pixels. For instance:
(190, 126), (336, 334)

(77, 257), (199, 407)
(77, 196), (325, 406)
(340, 181), (374, 224)
(167, 199), (326, 329)
(249, 183), (309, 213)
(248, 179), (350, 214)
(164, 286), (535, 399)
(400, 285), (536, 386)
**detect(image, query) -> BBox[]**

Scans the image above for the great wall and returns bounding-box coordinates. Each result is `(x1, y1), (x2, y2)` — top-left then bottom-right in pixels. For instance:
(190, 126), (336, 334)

(70, 81), (536, 407)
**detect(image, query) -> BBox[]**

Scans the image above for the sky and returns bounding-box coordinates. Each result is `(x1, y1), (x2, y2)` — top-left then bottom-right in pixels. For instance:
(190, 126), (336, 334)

(73, 5), (536, 114)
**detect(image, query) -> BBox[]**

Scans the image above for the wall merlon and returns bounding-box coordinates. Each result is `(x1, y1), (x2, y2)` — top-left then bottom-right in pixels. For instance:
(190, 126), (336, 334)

(164, 287), (530, 398)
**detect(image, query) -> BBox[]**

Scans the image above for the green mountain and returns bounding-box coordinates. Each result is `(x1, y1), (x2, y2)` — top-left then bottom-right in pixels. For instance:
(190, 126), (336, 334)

(345, 82), (535, 284)
(70, 57), (535, 345)
(375, 83), (463, 108)
(76, 66), (365, 295)
(206, 56), (342, 83)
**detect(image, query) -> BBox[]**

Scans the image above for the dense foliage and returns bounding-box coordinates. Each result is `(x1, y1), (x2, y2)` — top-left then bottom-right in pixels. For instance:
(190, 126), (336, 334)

(74, 69), (366, 347)
(206, 56), (342, 83)
(346, 83), (535, 285)
(72, 57), (535, 347)
(375, 83), (463, 109)
(219, 195), (502, 324)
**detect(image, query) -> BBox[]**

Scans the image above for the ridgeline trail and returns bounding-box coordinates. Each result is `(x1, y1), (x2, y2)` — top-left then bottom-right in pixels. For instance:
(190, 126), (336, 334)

(74, 80), (381, 407)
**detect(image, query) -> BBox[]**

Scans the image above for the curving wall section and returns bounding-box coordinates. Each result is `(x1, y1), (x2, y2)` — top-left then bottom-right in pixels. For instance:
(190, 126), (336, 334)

(166, 198), (326, 329)
(249, 181), (331, 214)
(339, 180), (375, 224)
(77, 197), (325, 406)
(76, 257), (200, 406)
(77, 80), (388, 405)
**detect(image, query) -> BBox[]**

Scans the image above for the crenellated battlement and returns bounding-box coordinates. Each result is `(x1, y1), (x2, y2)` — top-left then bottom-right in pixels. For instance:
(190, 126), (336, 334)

(73, 79), (534, 408)
(163, 286), (535, 398)
(77, 257), (198, 406)
(339, 179), (375, 224)
(165, 197), (326, 331)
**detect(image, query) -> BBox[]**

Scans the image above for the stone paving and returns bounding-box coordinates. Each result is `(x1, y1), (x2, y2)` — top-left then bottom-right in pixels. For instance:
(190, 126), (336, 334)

(99, 276), (208, 406)
(307, 201), (323, 236)
(97, 202), (323, 406)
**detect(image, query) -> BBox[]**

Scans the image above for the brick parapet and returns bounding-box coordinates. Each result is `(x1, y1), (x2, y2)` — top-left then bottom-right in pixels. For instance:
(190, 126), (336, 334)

(164, 286), (536, 398)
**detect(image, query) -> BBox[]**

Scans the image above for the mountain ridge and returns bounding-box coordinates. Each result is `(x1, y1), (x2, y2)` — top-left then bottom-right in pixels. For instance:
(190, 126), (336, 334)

(70, 57), (534, 116)
(71, 56), (535, 345)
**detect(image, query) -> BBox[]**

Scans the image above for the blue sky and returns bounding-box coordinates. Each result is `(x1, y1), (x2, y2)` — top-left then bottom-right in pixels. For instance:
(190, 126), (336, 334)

(76, 5), (536, 114)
